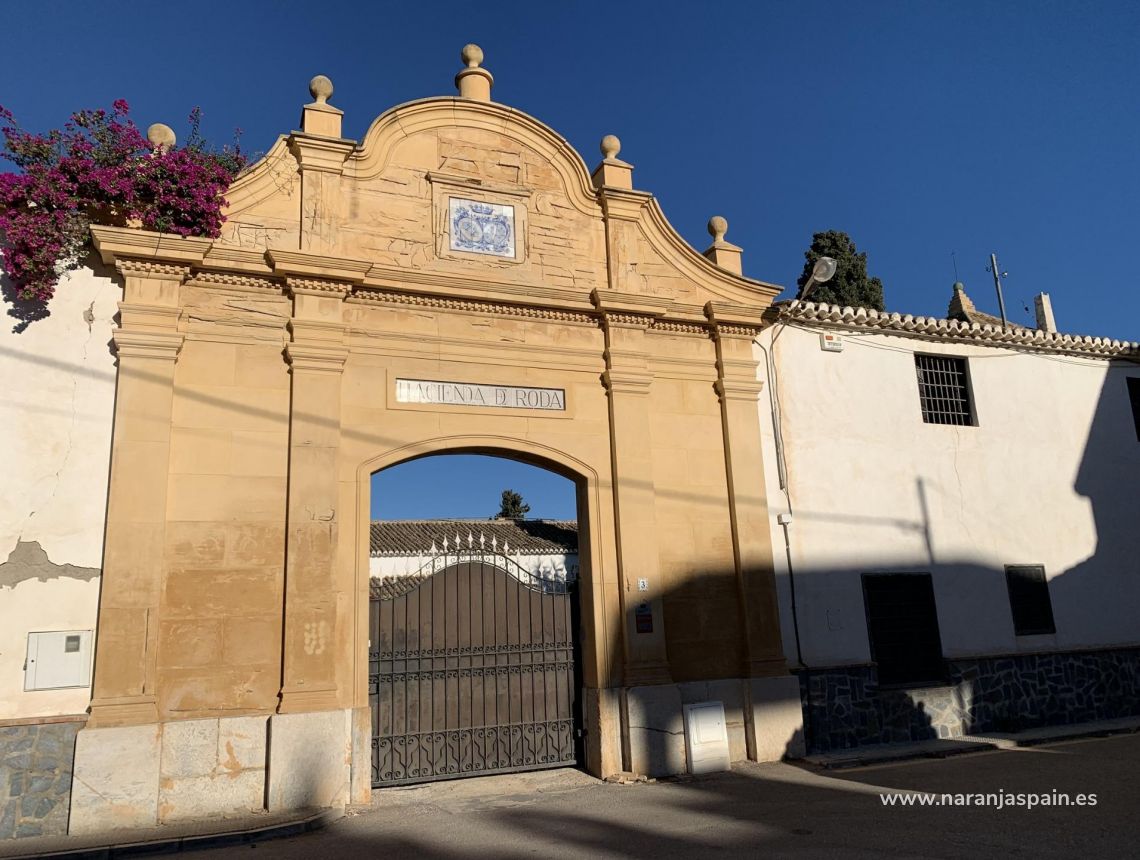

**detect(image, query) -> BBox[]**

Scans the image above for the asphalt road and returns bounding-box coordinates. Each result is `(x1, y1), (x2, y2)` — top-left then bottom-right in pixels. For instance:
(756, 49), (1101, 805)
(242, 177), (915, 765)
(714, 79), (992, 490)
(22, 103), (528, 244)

(183, 733), (1140, 859)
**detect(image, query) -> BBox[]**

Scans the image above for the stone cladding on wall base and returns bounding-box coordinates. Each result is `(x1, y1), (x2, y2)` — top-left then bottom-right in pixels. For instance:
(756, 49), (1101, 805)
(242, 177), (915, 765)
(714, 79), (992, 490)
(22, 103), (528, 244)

(0, 721), (81, 839)
(798, 646), (1140, 754)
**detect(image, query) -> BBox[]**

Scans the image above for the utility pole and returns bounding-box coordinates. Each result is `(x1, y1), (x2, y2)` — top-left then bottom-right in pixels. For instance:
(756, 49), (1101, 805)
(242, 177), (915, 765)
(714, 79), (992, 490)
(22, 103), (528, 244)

(989, 252), (1009, 331)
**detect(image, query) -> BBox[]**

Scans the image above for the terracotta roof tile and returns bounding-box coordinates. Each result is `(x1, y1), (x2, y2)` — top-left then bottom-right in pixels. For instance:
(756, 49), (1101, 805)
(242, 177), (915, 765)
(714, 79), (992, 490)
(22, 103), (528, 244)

(370, 519), (578, 555)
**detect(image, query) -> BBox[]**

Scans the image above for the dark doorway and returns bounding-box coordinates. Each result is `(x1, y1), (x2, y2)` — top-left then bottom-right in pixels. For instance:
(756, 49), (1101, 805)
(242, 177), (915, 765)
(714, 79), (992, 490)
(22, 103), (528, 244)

(862, 573), (946, 686)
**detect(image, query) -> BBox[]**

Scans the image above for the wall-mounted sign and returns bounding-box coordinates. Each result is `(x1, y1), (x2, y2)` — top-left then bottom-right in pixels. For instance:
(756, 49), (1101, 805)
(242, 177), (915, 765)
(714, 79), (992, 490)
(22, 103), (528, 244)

(449, 197), (516, 258)
(635, 602), (654, 634)
(395, 378), (566, 411)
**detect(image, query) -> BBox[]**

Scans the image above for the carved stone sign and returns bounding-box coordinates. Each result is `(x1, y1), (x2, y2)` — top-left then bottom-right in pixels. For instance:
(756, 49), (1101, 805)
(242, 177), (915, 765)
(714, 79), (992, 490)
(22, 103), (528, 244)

(395, 378), (566, 411)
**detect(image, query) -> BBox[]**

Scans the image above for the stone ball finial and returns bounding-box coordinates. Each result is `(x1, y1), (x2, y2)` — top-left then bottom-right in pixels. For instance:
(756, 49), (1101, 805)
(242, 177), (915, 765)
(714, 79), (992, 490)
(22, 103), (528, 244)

(309, 75), (334, 104)
(600, 134), (622, 160)
(708, 216), (729, 242)
(461, 44), (484, 68)
(146, 123), (176, 151)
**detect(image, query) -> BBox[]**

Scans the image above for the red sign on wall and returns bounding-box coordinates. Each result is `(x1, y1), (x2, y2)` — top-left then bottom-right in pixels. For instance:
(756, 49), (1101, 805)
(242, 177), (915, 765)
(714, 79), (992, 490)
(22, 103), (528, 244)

(635, 602), (653, 634)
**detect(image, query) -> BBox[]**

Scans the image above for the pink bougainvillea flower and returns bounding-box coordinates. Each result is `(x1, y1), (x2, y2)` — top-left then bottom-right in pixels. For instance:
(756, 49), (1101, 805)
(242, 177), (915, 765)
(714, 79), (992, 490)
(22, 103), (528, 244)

(0, 102), (245, 328)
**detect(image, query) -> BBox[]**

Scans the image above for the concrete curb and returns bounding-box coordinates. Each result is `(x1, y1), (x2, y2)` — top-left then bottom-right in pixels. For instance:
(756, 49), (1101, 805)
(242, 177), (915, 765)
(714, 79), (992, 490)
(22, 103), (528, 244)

(0, 808), (342, 859)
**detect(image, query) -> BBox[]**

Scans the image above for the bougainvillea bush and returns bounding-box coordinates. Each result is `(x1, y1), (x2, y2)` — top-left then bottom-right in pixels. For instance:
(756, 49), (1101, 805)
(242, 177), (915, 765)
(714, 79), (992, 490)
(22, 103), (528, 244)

(0, 101), (244, 326)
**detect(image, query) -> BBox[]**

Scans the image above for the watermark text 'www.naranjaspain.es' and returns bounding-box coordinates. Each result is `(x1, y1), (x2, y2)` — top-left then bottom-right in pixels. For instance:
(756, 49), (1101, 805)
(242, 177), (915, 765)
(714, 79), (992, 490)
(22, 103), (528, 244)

(880, 790), (1097, 809)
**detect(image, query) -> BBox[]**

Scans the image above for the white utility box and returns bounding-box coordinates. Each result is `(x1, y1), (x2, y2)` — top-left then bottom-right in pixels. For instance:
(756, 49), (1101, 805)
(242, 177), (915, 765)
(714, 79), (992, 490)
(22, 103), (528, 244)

(683, 700), (731, 774)
(25, 630), (93, 691)
(819, 332), (844, 352)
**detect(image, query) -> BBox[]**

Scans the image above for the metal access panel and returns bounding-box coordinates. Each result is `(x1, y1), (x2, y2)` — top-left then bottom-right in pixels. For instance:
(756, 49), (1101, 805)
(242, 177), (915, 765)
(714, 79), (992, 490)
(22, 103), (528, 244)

(684, 701), (731, 775)
(25, 630), (93, 691)
(370, 558), (579, 787)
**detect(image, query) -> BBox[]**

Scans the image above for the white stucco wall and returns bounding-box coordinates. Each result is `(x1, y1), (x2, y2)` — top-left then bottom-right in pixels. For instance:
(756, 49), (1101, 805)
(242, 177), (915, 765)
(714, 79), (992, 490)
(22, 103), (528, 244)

(371, 552), (579, 583)
(0, 264), (119, 718)
(756, 323), (1140, 668)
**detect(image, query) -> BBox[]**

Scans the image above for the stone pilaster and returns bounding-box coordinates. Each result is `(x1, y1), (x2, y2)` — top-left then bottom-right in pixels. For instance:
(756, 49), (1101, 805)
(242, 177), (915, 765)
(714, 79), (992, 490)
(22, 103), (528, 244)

(267, 250), (369, 714)
(277, 277), (350, 714)
(289, 124), (355, 254)
(88, 259), (192, 727)
(706, 302), (787, 679)
(592, 289), (671, 686)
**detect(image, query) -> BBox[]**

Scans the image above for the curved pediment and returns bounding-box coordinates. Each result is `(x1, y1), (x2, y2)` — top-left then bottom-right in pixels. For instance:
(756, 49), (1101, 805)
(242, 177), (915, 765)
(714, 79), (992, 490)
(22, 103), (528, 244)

(216, 89), (782, 315)
(350, 98), (599, 216)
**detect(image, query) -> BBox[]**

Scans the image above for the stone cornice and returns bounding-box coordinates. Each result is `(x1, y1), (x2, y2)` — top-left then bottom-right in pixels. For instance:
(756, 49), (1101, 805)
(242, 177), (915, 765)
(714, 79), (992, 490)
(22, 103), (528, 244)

(286, 277), (351, 299)
(115, 260), (191, 280)
(188, 271), (283, 294)
(773, 300), (1140, 361)
(705, 301), (766, 339)
(602, 368), (653, 396)
(112, 328), (184, 361)
(650, 320), (710, 337)
(90, 225), (211, 267)
(351, 289), (596, 324)
(285, 342), (349, 373)
(426, 171), (534, 200)
(597, 286), (665, 319)
(715, 378), (764, 403)
(268, 249), (372, 284)
(288, 132), (356, 174)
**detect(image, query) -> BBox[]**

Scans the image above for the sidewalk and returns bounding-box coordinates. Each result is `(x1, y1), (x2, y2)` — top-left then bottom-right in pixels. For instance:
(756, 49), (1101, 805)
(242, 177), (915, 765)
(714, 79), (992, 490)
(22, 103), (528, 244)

(0, 808), (340, 860)
(4, 715), (1138, 858)
(804, 715), (1140, 769)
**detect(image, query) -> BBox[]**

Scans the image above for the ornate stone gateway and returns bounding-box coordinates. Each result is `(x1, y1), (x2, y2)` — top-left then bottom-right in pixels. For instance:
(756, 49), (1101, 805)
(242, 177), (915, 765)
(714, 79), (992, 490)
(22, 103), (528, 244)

(66, 45), (807, 833)
(369, 551), (579, 786)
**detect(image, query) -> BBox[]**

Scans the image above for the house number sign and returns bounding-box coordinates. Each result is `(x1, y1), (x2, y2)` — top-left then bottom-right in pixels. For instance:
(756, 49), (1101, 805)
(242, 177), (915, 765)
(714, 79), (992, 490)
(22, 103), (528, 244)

(395, 378), (566, 411)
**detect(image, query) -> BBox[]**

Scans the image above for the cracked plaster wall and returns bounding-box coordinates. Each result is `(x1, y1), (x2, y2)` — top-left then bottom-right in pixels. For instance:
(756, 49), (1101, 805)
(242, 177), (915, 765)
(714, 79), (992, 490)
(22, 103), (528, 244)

(0, 265), (118, 719)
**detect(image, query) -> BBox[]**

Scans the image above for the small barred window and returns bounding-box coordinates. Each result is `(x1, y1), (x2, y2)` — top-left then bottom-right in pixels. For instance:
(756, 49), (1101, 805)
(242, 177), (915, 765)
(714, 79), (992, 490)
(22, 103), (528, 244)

(915, 354), (974, 425)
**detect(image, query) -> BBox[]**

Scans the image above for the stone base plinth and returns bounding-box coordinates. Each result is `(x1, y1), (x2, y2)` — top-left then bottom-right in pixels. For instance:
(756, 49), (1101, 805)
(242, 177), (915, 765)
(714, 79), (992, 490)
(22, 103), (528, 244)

(618, 675), (804, 779)
(622, 685), (686, 777)
(69, 724), (161, 834)
(748, 675), (806, 761)
(266, 710), (351, 812)
(69, 715), (269, 835)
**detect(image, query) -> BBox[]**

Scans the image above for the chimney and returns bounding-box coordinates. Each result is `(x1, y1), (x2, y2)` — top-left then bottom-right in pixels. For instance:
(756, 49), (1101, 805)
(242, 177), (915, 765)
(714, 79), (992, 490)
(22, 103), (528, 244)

(1034, 292), (1057, 333)
(947, 281), (976, 321)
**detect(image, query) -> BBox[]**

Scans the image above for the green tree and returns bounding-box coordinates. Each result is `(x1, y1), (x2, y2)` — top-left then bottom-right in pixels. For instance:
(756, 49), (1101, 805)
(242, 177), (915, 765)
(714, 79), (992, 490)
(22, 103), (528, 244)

(495, 489), (530, 520)
(795, 230), (886, 311)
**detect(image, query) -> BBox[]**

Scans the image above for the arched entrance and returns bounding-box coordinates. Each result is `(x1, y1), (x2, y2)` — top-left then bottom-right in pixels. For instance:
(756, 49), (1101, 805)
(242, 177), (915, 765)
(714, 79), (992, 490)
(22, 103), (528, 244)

(363, 448), (588, 786)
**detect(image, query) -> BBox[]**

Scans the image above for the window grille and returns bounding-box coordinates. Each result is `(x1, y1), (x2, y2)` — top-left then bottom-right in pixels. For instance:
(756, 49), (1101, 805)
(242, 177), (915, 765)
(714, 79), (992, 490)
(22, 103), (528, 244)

(915, 354), (974, 425)
(1005, 565), (1056, 636)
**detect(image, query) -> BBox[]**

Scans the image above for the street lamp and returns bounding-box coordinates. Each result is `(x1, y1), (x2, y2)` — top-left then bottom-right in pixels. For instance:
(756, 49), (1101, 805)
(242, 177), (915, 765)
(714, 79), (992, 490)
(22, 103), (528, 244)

(799, 256), (837, 302)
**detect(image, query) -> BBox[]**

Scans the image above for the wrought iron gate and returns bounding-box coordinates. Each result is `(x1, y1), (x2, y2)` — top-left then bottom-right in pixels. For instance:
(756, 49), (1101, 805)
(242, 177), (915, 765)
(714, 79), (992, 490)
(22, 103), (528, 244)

(369, 551), (579, 786)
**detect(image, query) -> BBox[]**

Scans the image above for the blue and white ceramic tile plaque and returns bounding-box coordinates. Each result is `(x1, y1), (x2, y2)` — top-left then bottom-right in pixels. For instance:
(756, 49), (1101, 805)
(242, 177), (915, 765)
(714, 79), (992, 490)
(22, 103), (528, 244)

(449, 197), (516, 258)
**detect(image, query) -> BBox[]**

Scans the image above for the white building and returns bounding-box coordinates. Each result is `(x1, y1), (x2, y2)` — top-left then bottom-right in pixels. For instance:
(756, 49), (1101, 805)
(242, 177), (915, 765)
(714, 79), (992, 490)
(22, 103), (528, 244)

(369, 519), (578, 587)
(756, 286), (1140, 752)
(0, 264), (118, 837)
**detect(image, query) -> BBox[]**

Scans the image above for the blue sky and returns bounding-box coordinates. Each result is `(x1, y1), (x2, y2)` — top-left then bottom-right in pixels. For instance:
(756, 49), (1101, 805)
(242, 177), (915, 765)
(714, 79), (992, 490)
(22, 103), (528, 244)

(372, 455), (577, 520)
(7, 1), (1137, 519)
